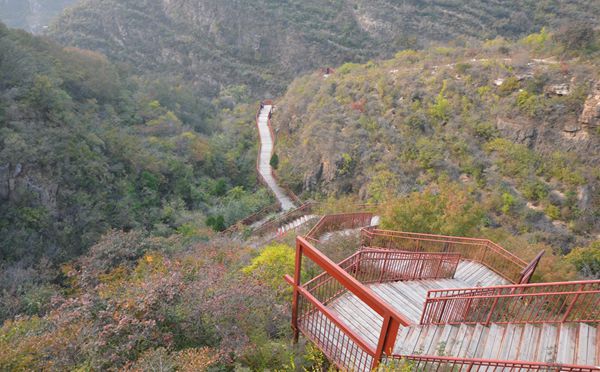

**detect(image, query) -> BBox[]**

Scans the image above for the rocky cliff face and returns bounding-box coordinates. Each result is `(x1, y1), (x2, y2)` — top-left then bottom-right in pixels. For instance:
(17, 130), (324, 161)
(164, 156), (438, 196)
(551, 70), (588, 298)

(49, 0), (600, 99)
(0, 163), (58, 211)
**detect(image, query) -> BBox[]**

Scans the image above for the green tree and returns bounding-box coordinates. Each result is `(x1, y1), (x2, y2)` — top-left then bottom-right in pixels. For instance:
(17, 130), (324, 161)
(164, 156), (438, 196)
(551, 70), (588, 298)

(270, 153), (279, 169)
(554, 23), (597, 52)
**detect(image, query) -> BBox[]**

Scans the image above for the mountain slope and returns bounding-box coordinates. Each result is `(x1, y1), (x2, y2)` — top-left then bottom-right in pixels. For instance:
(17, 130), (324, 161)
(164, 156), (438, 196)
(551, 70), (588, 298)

(50, 0), (600, 99)
(0, 21), (270, 273)
(271, 31), (600, 249)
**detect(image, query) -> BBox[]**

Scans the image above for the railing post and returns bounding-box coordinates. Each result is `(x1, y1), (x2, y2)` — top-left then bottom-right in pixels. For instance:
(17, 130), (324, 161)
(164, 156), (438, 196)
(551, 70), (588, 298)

(562, 283), (584, 323)
(291, 239), (303, 343)
(434, 256), (443, 278)
(481, 242), (487, 264)
(485, 296), (499, 325)
(379, 253), (389, 283)
(420, 296), (430, 325)
(373, 315), (400, 369)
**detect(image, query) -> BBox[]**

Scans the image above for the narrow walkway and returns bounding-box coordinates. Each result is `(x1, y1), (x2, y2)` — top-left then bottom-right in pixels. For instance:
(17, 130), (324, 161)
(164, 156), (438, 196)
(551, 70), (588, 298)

(257, 105), (295, 211)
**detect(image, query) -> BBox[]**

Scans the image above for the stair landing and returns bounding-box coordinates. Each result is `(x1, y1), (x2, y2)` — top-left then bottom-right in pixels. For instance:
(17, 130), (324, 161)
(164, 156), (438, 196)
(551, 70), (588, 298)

(390, 322), (599, 367)
(322, 261), (599, 367)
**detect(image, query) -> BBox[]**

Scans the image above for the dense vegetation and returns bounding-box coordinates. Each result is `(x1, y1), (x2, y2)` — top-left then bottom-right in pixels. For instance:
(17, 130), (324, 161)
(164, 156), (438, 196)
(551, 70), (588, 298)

(50, 0), (600, 103)
(0, 23), (274, 323)
(274, 28), (599, 258)
(1, 1), (600, 370)
(0, 232), (303, 371)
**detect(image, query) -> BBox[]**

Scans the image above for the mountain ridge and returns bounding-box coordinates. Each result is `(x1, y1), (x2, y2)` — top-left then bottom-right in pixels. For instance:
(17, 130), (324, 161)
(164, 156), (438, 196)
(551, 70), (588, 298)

(50, 0), (600, 100)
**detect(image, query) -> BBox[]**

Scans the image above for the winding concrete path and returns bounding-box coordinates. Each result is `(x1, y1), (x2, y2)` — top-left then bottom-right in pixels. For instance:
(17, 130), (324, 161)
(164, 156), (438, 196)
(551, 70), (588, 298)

(257, 105), (296, 211)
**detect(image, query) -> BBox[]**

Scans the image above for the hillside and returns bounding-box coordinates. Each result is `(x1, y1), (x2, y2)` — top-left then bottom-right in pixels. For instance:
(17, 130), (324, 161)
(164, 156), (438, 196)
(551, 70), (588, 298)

(50, 0), (600, 100)
(2, 3), (600, 371)
(0, 0), (77, 33)
(272, 30), (600, 251)
(0, 22), (274, 322)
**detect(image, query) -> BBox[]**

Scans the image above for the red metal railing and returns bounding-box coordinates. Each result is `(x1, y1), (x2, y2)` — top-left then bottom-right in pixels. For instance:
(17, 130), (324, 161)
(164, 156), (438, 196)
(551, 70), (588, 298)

(519, 250), (545, 284)
(420, 280), (600, 325)
(306, 213), (374, 244)
(220, 202), (281, 235)
(252, 202), (316, 237)
(342, 249), (461, 284)
(384, 355), (600, 371)
(285, 237), (411, 370)
(361, 229), (529, 283)
(303, 249), (460, 305)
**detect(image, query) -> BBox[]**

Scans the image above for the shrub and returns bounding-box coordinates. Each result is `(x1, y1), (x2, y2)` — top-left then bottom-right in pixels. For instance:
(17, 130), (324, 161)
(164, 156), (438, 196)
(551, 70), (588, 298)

(497, 76), (520, 95)
(521, 180), (549, 202)
(381, 182), (485, 237)
(545, 204), (560, 220)
(206, 215), (226, 231)
(566, 241), (600, 279)
(243, 243), (295, 296)
(516, 90), (544, 116)
(485, 138), (539, 181)
(270, 153), (279, 169)
(501, 192), (516, 214)
(521, 27), (550, 50)
(428, 81), (450, 123)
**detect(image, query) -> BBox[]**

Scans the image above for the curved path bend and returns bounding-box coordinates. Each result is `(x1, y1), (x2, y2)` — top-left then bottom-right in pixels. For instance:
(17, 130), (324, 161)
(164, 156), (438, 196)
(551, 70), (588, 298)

(257, 105), (296, 211)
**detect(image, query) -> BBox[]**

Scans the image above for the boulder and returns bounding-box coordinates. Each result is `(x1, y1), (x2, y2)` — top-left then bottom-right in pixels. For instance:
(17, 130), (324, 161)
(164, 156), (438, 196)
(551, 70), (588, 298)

(545, 83), (570, 96)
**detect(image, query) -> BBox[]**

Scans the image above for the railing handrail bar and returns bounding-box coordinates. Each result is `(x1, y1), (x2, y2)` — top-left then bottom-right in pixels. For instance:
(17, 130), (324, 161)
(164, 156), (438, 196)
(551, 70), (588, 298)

(284, 275), (377, 355)
(396, 354), (600, 370)
(252, 201), (315, 233)
(361, 247), (462, 258)
(362, 228), (528, 266)
(426, 279), (600, 296)
(364, 228), (494, 243)
(297, 236), (411, 326)
(520, 250), (545, 276)
(305, 215), (327, 239)
(301, 252), (362, 288)
(306, 212), (373, 241)
(426, 290), (600, 301)
(302, 249), (460, 292)
(364, 235), (526, 270)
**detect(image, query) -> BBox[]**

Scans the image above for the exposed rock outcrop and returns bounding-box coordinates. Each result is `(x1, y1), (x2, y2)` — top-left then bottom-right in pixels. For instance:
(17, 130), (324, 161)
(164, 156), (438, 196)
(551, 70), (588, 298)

(496, 117), (536, 147)
(579, 81), (600, 130)
(0, 162), (58, 209)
